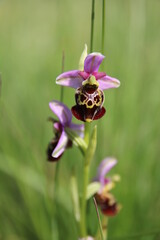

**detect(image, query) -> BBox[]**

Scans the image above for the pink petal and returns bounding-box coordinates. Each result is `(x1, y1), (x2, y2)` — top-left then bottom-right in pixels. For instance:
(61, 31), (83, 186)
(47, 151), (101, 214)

(52, 130), (68, 158)
(98, 75), (120, 90)
(78, 71), (90, 80)
(56, 70), (83, 89)
(92, 72), (106, 80)
(49, 100), (72, 126)
(69, 123), (84, 138)
(97, 158), (117, 185)
(84, 53), (105, 73)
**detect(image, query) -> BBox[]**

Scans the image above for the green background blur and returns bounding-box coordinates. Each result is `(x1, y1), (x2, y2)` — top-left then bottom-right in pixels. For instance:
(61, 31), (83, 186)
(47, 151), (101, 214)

(0, 0), (160, 239)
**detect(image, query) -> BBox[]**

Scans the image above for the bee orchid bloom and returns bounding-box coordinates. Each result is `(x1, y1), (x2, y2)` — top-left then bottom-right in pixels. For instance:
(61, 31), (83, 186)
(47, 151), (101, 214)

(47, 100), (84, 161)
(94, 157), (120, 216)
(56, 52), (120, 122)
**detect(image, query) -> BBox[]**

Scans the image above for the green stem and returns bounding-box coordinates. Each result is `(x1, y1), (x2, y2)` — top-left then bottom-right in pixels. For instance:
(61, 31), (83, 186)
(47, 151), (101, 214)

(54, 161), (60, 196)
(80, 125), (97, 237)
(80, 160), (90, 236)
(54, 51), (65, 199)
(84, 122), (90, 147)
(102, 0), (106, 54)
(90, 0), (95, 52)
(60, 51), (65, 102)
(80, 122), (91, 236)
(102, 215), (108, 240)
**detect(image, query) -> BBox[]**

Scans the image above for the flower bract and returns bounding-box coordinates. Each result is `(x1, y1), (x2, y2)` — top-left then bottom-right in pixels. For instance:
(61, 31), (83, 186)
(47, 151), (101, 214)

(47, 100), (84, 161)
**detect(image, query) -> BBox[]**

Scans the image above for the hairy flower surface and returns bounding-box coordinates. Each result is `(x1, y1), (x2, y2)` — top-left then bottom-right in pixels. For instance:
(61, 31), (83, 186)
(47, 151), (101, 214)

(56, 51), (120, 122)
(94, 157), (120, 216)
(47, 100), (84, 161)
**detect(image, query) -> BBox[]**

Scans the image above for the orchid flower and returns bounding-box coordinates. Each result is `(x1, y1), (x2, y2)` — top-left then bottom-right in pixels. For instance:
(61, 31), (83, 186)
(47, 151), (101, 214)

(47, 100), (84, 161)
(94, 157), (121, 216)
(56, 47), (120, 122)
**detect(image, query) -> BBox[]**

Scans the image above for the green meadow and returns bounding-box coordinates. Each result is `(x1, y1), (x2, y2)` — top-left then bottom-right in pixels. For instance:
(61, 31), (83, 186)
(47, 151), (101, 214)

(0, 0), (160, 239)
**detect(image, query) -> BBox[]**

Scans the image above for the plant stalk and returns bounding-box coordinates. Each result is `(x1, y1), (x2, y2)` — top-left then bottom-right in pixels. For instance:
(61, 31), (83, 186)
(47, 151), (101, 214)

(102, 0), (106, 54)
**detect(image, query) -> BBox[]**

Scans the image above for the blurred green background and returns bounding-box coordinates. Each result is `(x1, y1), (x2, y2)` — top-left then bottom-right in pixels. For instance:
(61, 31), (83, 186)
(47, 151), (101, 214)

(0, 0), (160, 239)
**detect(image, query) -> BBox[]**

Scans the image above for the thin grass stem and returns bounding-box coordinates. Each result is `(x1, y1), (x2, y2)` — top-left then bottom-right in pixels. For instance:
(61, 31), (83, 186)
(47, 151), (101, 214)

(93, 197), (104, 240)
(101, 0), (106, 54)
(60, 50), (65, 102)
(90, 0), (95, 52)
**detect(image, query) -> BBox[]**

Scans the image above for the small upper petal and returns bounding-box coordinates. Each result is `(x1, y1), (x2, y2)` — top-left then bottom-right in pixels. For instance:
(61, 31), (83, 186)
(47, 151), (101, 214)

(52, 130), (68, 158)
(96, 158), (117, 185)
(49, 100), (72, 126)
(69, 122), (84, 138)
(56, 70), (83, 89)
(98, 75), (120, 90)
(84, 53), (105, 73)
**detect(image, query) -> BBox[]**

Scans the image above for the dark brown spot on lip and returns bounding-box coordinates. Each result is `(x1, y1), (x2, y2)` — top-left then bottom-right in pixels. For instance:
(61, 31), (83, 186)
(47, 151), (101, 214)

(88, 100), (92, 106)
(80, 94), (86, 102)
(94, 95), (100, 103)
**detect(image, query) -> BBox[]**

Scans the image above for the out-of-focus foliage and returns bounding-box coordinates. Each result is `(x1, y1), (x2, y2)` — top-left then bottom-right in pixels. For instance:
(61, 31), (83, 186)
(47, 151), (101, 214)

(0, 0), (160, 239)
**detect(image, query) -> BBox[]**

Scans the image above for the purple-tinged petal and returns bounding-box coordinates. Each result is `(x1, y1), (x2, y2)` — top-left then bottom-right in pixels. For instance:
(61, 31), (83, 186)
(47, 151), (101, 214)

(84, 53), (105, 73)
(98, 75), (120, 90)
(78, 71), (90, 80)
(92, 72), (106, 80)
(52, 130), (68, 158)
(96, 158), (117, 185)
(56, 70), (83, 89)
(53, 122), (63, 131)
(49, 100), (72, 126)
(69, 123), (84, 138)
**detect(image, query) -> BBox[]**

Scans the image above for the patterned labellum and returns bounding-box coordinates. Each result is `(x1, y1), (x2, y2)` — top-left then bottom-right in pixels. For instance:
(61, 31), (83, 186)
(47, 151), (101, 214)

(71, 79), (106, 122)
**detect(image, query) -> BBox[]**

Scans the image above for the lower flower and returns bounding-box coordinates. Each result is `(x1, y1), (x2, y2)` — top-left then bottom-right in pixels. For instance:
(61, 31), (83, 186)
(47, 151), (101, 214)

(94, 157), (121, 216)
(46, 100), (84, 161)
